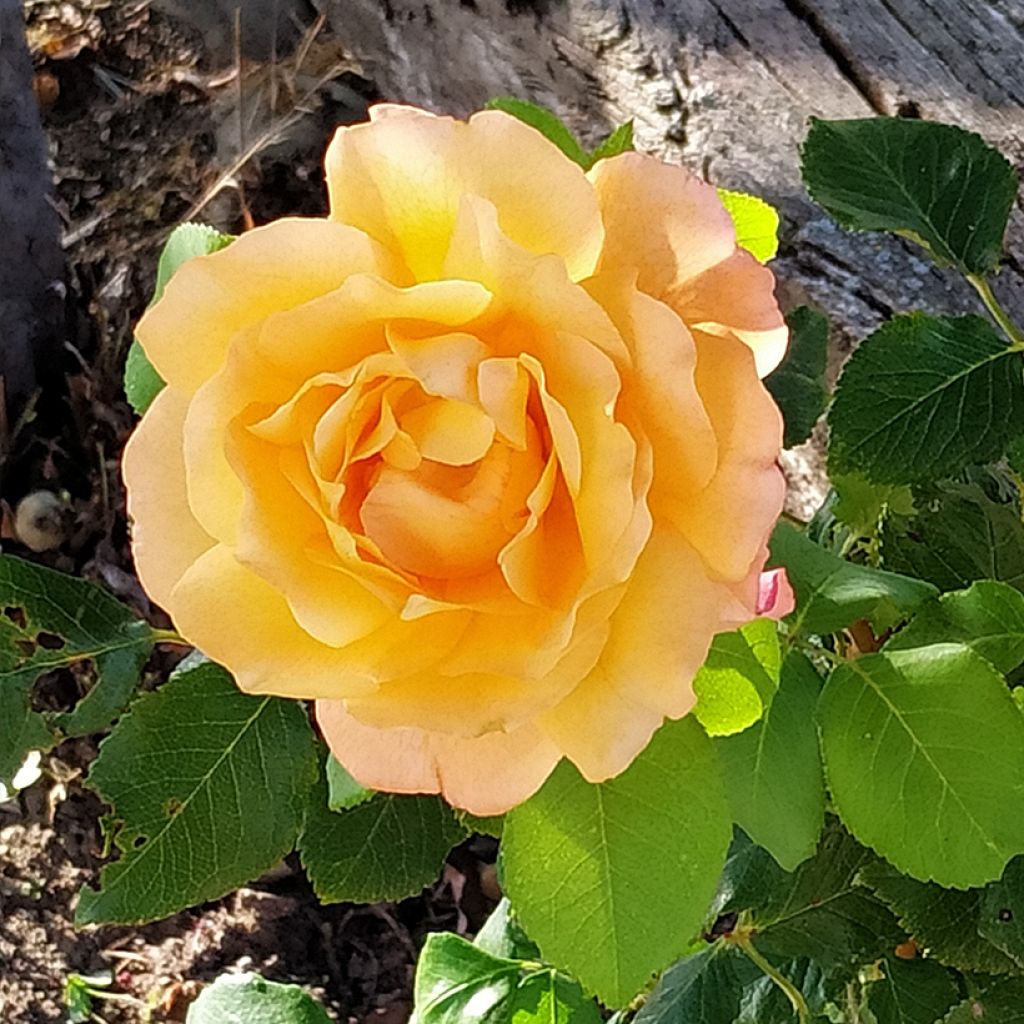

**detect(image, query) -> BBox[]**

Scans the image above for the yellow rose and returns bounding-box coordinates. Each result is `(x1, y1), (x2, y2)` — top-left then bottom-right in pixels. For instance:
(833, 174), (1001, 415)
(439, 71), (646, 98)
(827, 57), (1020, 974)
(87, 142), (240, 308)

(124, 105), (790, 815)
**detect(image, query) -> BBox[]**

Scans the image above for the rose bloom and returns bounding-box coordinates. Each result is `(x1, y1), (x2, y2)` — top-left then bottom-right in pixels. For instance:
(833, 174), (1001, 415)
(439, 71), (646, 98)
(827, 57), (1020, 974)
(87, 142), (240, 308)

(124, 105), (791, 815)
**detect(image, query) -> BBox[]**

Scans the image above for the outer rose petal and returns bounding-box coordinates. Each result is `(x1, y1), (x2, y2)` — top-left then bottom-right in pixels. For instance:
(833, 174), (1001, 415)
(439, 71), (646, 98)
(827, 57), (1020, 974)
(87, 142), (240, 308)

(537, 527), (729, 781)
(675, 332), (786, 583)
(326, 105), (604, 282)
(671, 248), (789, 378)
(137, 219), (394, 394)
(316, 699), (561, 816)
(588, 152), (735, 298)
(123, 386), (214, 608)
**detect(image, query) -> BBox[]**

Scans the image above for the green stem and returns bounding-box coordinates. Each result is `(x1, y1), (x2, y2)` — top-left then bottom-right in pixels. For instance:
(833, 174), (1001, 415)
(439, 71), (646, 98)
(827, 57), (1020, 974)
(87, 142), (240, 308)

(150, 627), (189, 646)
(734, 935), (810, 1024)
(968, 274), (1024, 350)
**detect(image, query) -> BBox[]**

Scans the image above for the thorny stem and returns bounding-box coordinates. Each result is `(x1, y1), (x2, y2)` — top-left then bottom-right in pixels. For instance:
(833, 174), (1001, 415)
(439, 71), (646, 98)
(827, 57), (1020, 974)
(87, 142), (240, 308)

(968, 274), (1024, 350)
(733, 934), (810, 1024)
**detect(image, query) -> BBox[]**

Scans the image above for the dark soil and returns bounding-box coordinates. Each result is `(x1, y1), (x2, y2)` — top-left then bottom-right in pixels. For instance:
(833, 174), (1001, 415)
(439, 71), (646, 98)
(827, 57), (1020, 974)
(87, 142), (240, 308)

(2, 3), (496, 1021)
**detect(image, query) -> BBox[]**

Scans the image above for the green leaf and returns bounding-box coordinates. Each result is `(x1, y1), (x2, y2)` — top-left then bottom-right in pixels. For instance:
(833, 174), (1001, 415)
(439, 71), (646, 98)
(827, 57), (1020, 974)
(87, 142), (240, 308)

(860, 857), (1024, 975)
(887, 580), (1024, 674)
(502, 717), (732, 1006)
(474, 898), (541, 962)
(456, 808), (504, 838)
(764, 306), (829, 448)
(717, 651), (825, 870)
(124, 224), (234, 415)
(882, 482), (1024, 593)
(717, 824), (903, 966)
(828, 314), (1024, 484)
(819, 644), (1024, 887)
(831, 474), (915, 540)
(864, 957), (959, 1024)
(717, 188), (780, 264)
(484, 98), (591, 169)
(300, 776), (466, 903)
(632, 946), (744, 1024)
(943, 979), (1024, 1023)
(693, 618), (781, 736)
(770, 522), (937, 635)
(0, 555), (155, 785)
(801, 117), (1017, 275)
(76, 660), (318, 924)
(326, 754), (373, 811)
(591, 121), (634, 163)
(185, 972), (332, 1024)
(980, 856), (1024, 971)
(414, 932), (602, 1024)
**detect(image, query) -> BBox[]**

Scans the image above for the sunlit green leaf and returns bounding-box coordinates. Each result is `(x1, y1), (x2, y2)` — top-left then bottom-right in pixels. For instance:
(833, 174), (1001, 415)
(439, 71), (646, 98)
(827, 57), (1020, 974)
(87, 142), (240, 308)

(717, 188), (780, 264)
(819, 644), (1024, 887)
(414, 933), (601, 1024)
(186, 972), (332, 1024)
(502, 718), (731, 1006)
(326, 754), (373, 811)
(693, 618), (780, 736)
(484, 97), (591, 169)
(717, 651), (825, 870)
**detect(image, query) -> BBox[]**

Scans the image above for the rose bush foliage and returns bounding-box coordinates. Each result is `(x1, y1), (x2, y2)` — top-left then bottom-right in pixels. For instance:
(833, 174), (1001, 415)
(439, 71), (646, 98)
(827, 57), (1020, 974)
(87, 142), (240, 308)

(123, 104), (790, 814)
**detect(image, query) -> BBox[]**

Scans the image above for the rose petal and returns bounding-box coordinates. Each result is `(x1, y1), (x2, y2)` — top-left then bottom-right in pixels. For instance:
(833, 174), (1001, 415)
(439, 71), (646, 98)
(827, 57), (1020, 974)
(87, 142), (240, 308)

(588, 152), (735, 299)
(325, 105), (604, 282)
(123, 387), (214, 608)
(671, 248), (789, 378)
(537, 528), (728, 780)
(137, 219), (392, 394)
(673, 331), (786, 583)
(756, 567), (795, 619)
(316, 699), (562, 815)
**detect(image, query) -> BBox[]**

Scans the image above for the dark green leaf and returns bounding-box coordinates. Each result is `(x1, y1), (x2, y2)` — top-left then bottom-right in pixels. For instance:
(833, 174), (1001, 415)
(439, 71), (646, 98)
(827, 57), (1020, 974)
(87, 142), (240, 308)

(865, 957), (960, 1024)
(943, 979), (1024, 1023)
(717, 824), (903, 966)
(717, 188), (780, 264)
(0, 555), (155, 784)
(980, 857), (1024, 969)
(185, 972), (332, 1024)
(887, 580), (1024, 673)
(590, 121), (634, 163)
(717, 651), (825, 871)
(860, 858), (1023, 975)
(828, 314), (1024, 484)
(801, 117), (1017, 274)
(693, 618), (781, 736)
(765, 306), (829, 447)
(326, 754), (373, 811)
(484, 98), (591, 169)
(882, 482), (1024, 593)
(300, 778), (466, 903)
(124, 224), (234, 414)
(414, 933), (602, 1024)
(502, 718), (732, 1006)
(633, 946), (744, 1024)
(76, 661), (318, 924)
(819, 645), (1024, 887)
(770, 522), (937, 635)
